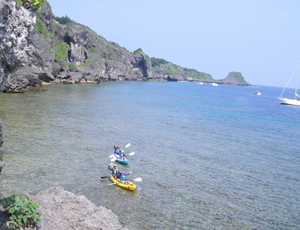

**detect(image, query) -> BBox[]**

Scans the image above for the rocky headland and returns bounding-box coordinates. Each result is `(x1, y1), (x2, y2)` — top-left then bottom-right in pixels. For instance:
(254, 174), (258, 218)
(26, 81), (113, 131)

(2, 1), (250, 93)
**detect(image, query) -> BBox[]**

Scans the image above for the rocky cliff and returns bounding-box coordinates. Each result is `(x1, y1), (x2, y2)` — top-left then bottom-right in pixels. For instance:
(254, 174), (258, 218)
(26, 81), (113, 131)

(0, 0), (35, 91)
(3, 1), (251, 92)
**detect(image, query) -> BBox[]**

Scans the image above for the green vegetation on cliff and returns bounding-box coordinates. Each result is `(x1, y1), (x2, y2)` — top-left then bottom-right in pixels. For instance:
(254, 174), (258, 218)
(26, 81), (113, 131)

(67, 58), (94, 69)
(54, 15), (78, 26)
(54, 43), (68, 62)
(34, 20), (48, 38)
(151, 57), (169, 67)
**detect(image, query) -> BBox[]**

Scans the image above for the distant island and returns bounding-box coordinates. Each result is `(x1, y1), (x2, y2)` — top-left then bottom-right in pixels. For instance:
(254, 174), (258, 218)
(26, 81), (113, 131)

(4, 2), (251, 93)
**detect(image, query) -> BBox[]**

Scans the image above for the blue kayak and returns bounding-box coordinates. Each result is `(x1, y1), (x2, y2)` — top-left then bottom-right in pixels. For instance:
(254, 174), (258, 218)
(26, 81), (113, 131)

(115, 158), (129, 165)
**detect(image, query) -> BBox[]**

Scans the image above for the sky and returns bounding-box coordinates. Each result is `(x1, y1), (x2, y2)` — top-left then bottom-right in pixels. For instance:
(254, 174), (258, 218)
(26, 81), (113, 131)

(47, 0), (300, 87)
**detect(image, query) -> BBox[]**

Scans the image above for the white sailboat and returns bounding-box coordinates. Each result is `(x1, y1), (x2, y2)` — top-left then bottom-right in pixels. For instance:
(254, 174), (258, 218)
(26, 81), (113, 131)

(278, 61), (300, 106)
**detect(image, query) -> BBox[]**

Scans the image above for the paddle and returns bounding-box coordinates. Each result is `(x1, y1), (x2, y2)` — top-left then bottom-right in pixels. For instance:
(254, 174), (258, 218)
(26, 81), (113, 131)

(124, 143), (131, 148)
(108, 178), (142, 185)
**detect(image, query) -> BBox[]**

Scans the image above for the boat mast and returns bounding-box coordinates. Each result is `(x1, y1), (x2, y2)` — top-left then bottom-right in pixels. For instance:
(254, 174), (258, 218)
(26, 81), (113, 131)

(279, 60), (300, 98)
(295, 66), (300, 99)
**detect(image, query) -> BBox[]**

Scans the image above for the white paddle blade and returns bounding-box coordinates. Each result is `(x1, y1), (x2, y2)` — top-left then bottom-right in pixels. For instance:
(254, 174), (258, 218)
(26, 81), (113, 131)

(109, 154), (114, 158)
(125, 143), (131, 148)
(128, 152), (135, 156)
(110, 158), (116, 162)
(134, 178), (142, 182)
(108, 183), (116, 186)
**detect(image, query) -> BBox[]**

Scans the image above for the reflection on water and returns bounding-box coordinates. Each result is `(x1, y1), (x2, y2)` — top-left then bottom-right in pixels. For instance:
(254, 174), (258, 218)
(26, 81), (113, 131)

(0, 82), (300, 229)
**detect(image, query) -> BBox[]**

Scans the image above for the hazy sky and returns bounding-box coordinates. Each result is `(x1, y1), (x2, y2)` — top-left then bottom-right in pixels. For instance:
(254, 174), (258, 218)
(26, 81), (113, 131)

(47, 0), (300, 87)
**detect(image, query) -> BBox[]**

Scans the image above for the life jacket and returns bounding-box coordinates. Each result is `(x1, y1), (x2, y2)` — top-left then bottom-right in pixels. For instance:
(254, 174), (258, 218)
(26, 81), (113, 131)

(120, 175), (126, 181)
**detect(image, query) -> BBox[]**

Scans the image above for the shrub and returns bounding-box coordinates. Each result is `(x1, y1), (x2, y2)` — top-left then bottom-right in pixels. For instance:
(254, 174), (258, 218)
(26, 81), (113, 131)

(88, 47), (100, 55)
(15, 0), (46, 14)
(0, 195), (41, 229)
(54, 15), (76, 25)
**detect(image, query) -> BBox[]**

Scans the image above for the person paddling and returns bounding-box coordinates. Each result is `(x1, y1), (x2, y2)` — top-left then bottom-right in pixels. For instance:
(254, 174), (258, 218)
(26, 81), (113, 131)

(119, 150), (127, 160)
(120, 171), (132, 185)
(108, 163), (121, 179)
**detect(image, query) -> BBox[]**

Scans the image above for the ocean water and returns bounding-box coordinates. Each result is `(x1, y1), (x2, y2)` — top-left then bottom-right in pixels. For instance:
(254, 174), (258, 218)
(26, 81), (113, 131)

(0, 81), (299, 229)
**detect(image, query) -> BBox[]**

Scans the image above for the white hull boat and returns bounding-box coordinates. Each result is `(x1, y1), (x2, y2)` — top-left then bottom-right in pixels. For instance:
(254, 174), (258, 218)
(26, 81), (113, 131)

(278, 97), (300, 106)
(278, 61), (300, 106)
(211, 83), (218, 86)
(254, 91), (262, 95)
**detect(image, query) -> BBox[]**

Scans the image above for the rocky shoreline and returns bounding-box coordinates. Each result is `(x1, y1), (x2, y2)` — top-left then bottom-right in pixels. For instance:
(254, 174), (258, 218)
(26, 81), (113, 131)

(0, 1), (129, 229)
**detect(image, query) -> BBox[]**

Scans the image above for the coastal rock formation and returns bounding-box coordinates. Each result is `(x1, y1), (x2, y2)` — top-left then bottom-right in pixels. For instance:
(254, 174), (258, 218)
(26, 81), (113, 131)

(0, 187), (128, 230)
(0, 0), (35, 92)
(29, 187), (128, 230)
(217, 71), (251, 86)
(2, 1), (251, 92)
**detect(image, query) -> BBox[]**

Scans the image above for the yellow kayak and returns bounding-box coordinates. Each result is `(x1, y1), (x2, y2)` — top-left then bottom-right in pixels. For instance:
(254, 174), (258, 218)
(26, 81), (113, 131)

(109, 174), (137, 191)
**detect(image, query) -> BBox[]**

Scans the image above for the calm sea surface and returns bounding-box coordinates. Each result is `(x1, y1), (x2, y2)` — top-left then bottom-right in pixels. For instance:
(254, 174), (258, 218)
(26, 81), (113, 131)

(0, 82), (299, 229)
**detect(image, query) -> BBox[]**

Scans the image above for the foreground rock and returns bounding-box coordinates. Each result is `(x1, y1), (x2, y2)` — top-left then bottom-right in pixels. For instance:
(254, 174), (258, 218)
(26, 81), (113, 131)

(0, 187), (128, 230)
(30, 187), (127, 230)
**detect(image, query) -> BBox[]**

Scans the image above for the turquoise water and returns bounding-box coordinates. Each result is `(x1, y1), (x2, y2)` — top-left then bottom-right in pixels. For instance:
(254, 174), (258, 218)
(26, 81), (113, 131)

(0, 82), (299, 229)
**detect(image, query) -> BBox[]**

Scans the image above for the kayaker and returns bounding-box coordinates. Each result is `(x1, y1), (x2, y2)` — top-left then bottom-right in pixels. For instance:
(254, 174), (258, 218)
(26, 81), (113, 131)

(108, 163), (121, 179)
(112, 143), (121, 158)
(120, 171), (132, 185)
(119, 150), (127, 160)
